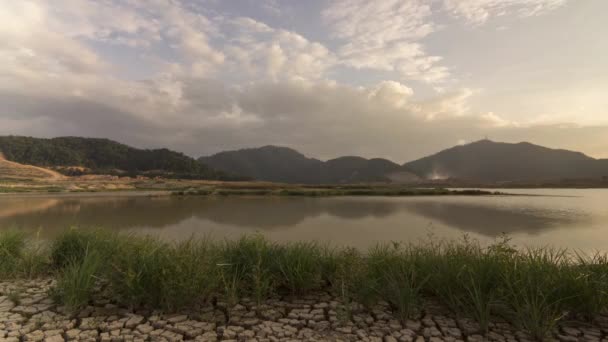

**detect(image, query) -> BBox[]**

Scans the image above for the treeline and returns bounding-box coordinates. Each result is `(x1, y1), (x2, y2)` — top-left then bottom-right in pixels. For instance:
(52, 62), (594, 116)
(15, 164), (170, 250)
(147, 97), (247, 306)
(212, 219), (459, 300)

(0, 136), (241, 180)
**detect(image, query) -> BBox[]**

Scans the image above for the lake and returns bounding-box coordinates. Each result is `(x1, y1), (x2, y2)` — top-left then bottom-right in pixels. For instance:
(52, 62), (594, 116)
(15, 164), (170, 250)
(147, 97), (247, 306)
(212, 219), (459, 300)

(1, 189), (607, 251)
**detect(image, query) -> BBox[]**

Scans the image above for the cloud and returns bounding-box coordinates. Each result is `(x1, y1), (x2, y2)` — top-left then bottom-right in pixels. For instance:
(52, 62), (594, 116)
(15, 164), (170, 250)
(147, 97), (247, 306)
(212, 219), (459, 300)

(323, 0), (448, 83)
(4, 65), (606, 161)
(367, 81), (414, 108)
(443, 0), (569, 26)
(224, 18), (335, 81)
(1, 0), (605, 162)
(259, 0), (282, 16)
(322, 0), (570, 83)
(0, 0), (226, 81)
(0, 2), (106, 79)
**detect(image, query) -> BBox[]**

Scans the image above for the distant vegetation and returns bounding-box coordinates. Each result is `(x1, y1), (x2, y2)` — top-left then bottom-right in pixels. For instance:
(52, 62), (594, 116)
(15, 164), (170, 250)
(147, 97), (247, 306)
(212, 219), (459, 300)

(173, 185), (497, 197)
(3, 229), (608, 340)
(0, 136), (234, 180)
(199, 145), (418, 184)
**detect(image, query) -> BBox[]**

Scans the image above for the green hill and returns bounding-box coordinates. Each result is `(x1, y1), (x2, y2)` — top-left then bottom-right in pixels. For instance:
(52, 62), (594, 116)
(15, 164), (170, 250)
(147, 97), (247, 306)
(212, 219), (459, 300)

(199, 146), (324, 183)
(0, 136), (224, 179)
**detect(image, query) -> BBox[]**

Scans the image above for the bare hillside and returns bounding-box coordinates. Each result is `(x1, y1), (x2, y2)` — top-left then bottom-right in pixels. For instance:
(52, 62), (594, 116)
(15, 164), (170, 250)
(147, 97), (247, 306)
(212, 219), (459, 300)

(0, 152), (65, 180)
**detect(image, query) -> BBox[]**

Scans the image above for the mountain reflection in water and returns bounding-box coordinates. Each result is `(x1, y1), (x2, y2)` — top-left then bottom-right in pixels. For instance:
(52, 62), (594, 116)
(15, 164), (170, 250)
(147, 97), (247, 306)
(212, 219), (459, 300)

(0, 195), (590, 240)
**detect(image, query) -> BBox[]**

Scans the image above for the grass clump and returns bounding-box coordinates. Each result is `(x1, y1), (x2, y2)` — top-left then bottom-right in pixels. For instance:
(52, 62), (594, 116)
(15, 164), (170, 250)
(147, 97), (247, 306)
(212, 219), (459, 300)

(0, 230), (48, 279)
(0, 230), (26, 277)
(422, 237), (514, 332)
(324, 247), (367, 320)
(562, 253), (608, 320)
(160, 238), (219, 310)
(275, 241), (325, 295)
(54, 250), (102, 311)
(105, 235), (170, 308)
(218, 235), (277, 305)
(50, 228), (118, 269)
(364, 243), (428, 320)
(502, 249), (569, 340)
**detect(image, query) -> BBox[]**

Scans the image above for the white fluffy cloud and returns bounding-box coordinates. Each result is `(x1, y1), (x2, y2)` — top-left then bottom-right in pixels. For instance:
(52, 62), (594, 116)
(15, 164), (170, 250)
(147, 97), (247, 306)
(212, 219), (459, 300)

(224, 17), (335, 81)
(323, 0), (448, 83)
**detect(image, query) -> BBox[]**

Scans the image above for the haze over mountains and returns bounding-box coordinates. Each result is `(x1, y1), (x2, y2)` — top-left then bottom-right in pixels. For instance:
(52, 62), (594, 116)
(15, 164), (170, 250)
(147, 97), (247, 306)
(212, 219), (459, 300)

(1, 135), (607, 185)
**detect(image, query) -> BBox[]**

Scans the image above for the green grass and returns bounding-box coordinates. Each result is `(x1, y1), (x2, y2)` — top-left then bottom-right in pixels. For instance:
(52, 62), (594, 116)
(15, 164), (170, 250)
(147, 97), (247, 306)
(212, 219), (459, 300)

(50, 228), (118, 268)
(0, 230), (26, 276)
(566, 252), (608, 320)
(3, 229), (608, 340)
(53, 249), (102, 311)
(0, 230), (48, 278)
(418, 237), (514, 332)
(218, 235), (277, 305)
(501, 249), (569, 340)
(324, 247), (367, 320)
(275, 241), (326, 295)
(365, 243), (429, 319)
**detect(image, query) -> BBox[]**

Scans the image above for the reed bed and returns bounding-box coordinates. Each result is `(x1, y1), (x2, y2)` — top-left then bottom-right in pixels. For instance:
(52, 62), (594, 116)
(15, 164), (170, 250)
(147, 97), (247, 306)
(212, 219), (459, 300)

(1, 229), (607, 340)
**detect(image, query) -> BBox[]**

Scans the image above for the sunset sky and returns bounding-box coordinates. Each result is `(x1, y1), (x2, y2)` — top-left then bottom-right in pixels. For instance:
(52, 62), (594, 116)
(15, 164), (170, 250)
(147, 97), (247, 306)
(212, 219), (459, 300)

(1, 0), (606, 162)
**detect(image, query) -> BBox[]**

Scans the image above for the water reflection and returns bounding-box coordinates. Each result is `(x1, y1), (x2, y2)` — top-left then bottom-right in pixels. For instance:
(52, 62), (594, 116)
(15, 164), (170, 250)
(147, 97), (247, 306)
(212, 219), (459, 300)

(402, 201), (588, 236)
(0, 196), (405, 234)
(0, 194), (592, 240)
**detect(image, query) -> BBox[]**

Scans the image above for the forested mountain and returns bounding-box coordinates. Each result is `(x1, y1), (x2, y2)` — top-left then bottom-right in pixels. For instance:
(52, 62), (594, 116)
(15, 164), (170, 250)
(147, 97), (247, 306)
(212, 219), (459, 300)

(404, 140), (608, 183)
(0, 136), (224, 179)
(199, 146), (416, 184)
(199, 146), (323, 183)
(323, 156), (404, 183)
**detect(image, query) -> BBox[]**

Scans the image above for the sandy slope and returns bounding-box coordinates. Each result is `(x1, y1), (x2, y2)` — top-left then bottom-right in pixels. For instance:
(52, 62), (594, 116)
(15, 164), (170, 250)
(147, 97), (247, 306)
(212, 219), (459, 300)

(0, 152), (65, 180)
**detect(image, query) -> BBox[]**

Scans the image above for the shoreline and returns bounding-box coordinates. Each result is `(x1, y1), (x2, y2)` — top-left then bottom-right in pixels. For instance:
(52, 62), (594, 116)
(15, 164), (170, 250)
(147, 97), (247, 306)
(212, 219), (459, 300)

(4, 175), (607, 197)
(0, 186), (512, 198)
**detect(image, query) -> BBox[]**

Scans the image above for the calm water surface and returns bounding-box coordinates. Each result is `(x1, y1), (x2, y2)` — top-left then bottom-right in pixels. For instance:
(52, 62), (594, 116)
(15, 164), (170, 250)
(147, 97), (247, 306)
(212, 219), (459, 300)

(1, 189), (607, 251)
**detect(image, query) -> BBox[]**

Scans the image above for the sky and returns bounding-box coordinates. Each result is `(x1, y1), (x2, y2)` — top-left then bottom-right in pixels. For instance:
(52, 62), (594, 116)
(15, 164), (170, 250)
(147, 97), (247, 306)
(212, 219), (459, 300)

(1, 0), (607, 162)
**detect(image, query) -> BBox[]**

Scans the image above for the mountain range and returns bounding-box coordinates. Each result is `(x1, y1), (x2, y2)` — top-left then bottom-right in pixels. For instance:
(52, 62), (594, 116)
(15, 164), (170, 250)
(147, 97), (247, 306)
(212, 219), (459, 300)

(1, 135), (607, 184)
(198, 145), (417, 184)
(201, 140), (608, 184)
